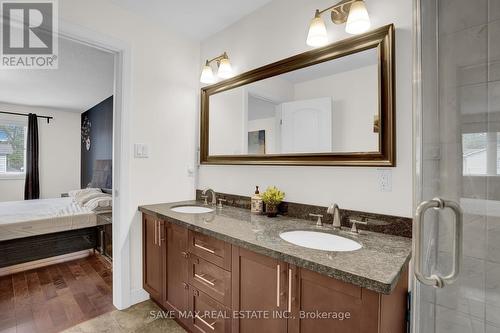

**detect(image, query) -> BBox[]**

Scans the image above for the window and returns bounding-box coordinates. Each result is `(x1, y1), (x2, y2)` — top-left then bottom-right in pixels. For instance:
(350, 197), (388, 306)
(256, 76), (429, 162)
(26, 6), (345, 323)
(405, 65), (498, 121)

(0, 121), (27, 176)
(462, 132), (500, 176)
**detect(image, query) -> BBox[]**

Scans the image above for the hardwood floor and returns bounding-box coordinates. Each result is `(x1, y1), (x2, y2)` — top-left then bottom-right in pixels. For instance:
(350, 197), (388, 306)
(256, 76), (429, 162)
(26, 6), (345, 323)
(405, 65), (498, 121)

(0, 254), (114, 333)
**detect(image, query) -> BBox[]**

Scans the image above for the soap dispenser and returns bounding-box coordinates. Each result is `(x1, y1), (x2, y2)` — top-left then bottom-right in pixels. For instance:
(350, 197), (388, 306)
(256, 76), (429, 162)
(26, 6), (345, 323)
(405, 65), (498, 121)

(251, 186), (263, 214)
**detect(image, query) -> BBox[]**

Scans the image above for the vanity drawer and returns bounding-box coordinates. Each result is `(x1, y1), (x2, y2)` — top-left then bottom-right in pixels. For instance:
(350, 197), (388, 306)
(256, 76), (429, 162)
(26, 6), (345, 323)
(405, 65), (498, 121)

(188, 255), (231, 307)
(189, 287), (231, 333)
(188, 230), (231, 270)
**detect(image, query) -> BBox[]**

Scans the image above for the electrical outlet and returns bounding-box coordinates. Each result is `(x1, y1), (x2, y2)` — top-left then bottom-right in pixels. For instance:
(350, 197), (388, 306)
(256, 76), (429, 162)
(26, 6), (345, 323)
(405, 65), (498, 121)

(377, 168), (392, 192)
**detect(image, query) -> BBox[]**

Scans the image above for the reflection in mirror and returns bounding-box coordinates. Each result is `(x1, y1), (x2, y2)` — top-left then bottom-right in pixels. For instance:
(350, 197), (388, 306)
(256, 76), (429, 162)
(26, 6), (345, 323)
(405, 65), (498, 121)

(208, 47), (380, 156)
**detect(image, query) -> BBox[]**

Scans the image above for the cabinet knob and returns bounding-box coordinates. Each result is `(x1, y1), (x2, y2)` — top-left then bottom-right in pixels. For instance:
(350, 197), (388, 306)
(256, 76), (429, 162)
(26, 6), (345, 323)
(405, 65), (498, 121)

(182, 282), (189, 290)
(181, 251), (189, 259)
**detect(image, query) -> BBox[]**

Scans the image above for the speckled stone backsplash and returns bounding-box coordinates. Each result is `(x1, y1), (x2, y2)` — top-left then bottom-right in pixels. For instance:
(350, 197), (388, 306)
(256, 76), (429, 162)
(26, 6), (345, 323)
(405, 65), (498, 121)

(196, 190), (412, 238)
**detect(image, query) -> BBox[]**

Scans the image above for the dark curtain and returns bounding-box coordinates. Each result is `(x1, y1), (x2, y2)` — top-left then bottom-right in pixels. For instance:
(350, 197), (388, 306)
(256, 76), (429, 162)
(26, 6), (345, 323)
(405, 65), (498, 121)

(24, 113), (40, 200)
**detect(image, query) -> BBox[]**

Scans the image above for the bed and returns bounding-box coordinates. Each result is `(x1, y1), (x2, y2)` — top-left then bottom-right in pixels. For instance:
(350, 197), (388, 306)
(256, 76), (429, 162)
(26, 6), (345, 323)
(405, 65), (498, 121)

(0, 189), (112, 269)
(0, 197), (99, 241)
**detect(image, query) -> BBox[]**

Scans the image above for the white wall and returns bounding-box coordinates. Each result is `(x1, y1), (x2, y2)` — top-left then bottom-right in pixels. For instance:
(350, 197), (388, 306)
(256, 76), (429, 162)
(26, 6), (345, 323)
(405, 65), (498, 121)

(209, 88), (246, 155)
(0, 103), (80, 201)
(59, 0), (200, 307)
(248, 117), (277, 154)
(199, 0), (413, 217)
(293, 65), (379, 152)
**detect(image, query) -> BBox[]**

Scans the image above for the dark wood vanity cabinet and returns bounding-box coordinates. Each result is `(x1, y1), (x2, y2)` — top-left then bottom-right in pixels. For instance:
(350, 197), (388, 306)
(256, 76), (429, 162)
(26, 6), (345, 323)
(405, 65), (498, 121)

(231, 247), (288, 333)
(287, 267), (408, 333)
(142, 214), (165, 301)
(142, 212), (408, 333)
(165, 222), (190, 317)
(142, 215), (190, 321)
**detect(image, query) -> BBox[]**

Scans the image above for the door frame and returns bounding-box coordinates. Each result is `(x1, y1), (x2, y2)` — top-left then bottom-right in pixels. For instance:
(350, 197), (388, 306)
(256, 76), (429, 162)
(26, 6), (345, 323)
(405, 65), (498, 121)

(411, 0), (428, 331)
(57, 18), (133, 310)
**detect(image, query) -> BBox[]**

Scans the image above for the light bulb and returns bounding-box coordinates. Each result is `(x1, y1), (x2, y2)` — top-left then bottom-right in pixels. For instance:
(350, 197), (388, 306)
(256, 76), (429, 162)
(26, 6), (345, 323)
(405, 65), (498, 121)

(345, 0), (371, 35)
(306, 12), (328, 47)
(200, 63), (215, 84)
(217, 57), (233, 79)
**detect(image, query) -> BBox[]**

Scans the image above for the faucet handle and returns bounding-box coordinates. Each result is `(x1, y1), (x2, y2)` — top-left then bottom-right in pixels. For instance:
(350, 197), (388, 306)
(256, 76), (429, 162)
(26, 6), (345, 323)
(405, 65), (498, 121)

(201, 195), (208, 205)
(350, 219), (368, 234)
(309, 213), (324, 227)
(217, 198), (227, 209)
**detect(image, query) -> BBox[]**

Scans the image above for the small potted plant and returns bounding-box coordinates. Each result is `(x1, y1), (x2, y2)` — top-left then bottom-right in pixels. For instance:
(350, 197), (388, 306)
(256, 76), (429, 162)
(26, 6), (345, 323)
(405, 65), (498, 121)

(261, 186), (285, 217)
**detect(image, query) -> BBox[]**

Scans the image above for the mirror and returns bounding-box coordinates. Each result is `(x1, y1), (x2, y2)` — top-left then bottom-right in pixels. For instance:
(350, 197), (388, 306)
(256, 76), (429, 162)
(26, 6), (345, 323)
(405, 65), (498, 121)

(201, 24), (394, 166)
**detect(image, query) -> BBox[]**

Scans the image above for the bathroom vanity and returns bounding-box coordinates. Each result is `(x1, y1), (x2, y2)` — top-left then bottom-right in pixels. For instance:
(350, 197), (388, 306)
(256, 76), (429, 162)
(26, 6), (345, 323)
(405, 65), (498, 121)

(139, 201), (411, 333)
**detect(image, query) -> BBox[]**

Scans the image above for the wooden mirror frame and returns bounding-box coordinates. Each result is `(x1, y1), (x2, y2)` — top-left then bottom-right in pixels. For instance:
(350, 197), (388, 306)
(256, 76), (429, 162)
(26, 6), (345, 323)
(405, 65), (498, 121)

(200, 24), (395, 166)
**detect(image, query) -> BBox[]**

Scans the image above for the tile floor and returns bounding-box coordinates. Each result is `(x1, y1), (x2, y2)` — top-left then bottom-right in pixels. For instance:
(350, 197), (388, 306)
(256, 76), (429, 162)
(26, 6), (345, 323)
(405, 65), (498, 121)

(62, 300), (186, 333)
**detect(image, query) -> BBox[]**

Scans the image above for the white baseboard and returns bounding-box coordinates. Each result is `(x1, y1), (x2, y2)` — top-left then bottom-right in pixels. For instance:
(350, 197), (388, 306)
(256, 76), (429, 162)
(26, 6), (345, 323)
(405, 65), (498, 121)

(0, 249), (93, 277)
(128, 288), (150, 308)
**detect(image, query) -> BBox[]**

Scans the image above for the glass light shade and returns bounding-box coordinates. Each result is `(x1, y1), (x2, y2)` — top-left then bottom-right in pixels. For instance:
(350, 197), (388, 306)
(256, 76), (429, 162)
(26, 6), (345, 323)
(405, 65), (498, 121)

(217, 58), (233, 79)
(200, 64), (216, 84)
(306, 15), (328, 47)
(345, 1), (371, 35)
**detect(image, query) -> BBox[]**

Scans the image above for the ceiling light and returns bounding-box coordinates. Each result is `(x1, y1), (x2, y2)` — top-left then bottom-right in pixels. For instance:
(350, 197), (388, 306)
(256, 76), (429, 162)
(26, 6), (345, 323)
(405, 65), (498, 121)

(306, 0), (371, 47)
(306, 10), (328, 47)
(200, 52), (233, 84)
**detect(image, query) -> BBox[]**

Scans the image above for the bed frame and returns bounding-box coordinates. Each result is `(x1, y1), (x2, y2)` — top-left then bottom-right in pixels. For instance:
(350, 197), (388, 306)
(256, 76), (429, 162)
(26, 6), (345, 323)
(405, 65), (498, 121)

(0, 227), (98, 268)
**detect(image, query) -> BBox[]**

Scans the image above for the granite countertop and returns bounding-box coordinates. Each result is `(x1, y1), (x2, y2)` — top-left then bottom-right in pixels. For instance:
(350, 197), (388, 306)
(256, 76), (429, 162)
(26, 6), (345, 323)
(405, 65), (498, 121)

(139, 201), (412, 295)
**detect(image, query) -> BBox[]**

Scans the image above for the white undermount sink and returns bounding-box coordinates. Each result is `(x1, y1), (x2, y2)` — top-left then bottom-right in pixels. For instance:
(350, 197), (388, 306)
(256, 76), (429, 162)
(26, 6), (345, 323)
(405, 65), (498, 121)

(170, 206), (214, 214)
(279, 230), (362, 252)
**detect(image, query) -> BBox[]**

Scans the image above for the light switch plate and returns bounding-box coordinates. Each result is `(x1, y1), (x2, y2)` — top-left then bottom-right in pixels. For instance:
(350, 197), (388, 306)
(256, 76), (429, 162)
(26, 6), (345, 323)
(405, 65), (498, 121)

(377, 168), (392, 192)
(134, 143), (149, 158)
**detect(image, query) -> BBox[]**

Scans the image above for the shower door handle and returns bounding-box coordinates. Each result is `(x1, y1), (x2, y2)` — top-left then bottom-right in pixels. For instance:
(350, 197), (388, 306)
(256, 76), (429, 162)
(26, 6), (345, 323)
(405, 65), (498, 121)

(413, 197), (463, 288)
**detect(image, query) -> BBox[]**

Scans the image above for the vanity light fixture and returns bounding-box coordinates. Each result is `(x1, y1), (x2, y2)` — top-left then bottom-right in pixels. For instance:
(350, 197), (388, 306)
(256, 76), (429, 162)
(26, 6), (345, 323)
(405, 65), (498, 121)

(306, 0), (371, 47)
(200, 52), (233, 84)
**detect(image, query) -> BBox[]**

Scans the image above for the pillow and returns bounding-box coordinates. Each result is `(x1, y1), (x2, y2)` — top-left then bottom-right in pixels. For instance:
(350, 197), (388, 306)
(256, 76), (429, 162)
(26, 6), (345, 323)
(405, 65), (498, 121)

(76, 192), (111, 207)
(68, 188), (102, 201)
(83, 195), (112, 211)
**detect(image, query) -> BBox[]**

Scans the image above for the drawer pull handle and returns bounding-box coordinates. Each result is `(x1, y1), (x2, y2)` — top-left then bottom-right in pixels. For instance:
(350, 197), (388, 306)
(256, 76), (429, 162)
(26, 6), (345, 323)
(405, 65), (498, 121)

(194, 243), (215, 254)
(158, 221), (163, 246)
(288, 268), (292, 312)
(153, 220), (157, 245)
(195, 273), (216, 286)
(195, 315), (216, 331)
(276, 264), (280, 307)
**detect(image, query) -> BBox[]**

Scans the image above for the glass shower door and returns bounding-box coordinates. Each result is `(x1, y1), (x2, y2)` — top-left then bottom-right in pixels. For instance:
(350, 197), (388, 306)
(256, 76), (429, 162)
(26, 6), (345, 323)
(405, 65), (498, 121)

(413, 0), (500, 332)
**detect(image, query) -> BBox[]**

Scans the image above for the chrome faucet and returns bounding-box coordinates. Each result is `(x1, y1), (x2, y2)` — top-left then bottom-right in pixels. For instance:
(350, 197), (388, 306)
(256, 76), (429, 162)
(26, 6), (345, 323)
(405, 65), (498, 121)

(327, 203), (342, 229)
(201, 188), (217, 206)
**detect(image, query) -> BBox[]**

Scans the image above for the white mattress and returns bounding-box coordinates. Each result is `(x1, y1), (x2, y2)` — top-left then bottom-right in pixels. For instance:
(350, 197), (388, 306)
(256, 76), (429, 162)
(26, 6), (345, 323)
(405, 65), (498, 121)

(0, 197), (98, 241)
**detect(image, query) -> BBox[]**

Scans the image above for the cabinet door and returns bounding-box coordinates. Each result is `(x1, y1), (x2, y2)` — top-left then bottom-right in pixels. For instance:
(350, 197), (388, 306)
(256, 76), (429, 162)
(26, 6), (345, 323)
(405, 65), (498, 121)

(189, 287), (231, 333)
(165, 222), (189, 316)
(142, 214), (164, 301)
(231, 247), (288, 333)
(288, 267), (379, 333)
